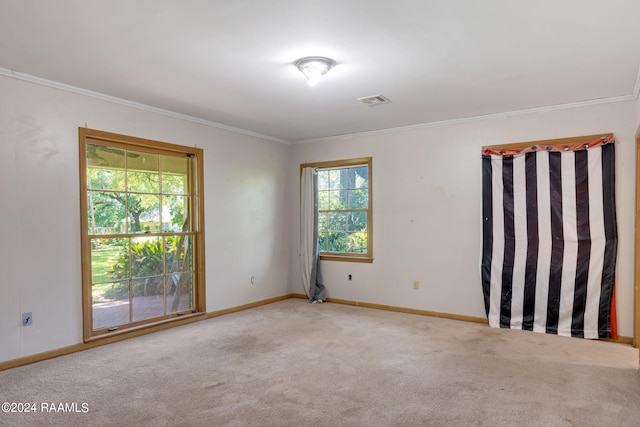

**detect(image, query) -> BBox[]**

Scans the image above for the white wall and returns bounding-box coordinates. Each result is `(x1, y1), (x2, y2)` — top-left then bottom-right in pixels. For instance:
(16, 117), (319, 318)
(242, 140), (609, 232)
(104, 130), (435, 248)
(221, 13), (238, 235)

(288, 100), (638, 338)
(1, 73), (637, 364)
(0, 75), (291, 363)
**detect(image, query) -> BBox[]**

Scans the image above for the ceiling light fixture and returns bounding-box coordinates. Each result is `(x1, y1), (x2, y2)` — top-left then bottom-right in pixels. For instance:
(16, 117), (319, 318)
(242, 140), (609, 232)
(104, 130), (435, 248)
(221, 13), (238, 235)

(294, 56), (336, 86)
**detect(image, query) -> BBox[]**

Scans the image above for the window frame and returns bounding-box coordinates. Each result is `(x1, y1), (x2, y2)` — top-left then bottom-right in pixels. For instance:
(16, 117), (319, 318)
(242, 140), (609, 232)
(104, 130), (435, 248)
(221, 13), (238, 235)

(79, 128), (206, 342)
(300, 157), (373, 263)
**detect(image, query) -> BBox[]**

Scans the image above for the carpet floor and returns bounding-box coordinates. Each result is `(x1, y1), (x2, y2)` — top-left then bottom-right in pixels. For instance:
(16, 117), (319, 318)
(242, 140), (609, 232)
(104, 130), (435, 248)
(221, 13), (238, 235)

(0, 298), (638, 426)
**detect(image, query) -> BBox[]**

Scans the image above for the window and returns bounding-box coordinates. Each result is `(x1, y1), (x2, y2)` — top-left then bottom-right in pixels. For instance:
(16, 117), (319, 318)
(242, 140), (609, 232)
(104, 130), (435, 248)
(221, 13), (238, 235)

(301, 157), (373, 263)
(79, 128), (205, 341)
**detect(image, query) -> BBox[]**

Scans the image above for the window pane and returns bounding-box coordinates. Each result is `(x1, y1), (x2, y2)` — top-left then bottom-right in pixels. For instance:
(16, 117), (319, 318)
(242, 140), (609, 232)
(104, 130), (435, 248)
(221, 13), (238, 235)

(347, 231), (368, 253)
(349, 167), (368, 189)
(328, 212), (347, 232)
(348, 189), (368, 209)
(87, 144), (125, 187)
(329, 190), (348, 210)
(166, 235), (192, 273)
(87, 143), (126, 166)
(317, 170), (329, 190)
(163, 195), (190, 232)
(318, 190), (329, 210)
(318, 212), (328, 233)
(160, 155), (188, 174)
(167, 272), (193, 313)
(327, 232), (347, 252)
(128, 194), (160, 234)
(132, 276), (165, 322)
(127, 151), (159, 193)
(88, 192), (126, 235)
(128, 171), (160, 193)
(91, 238), (127, 284)
(127, 150), (158, 172)
(161, 155), (190, 195)
(87, 167), (125, 191)
(130, 237), (164, 278)
(92, 280), (130, 330)
(132, 276), (164, 297)
(162, 174), (188, 195)
(328, 170), (343, 189)
(348, 212), (367, 232)
(319, 233), (329, 252)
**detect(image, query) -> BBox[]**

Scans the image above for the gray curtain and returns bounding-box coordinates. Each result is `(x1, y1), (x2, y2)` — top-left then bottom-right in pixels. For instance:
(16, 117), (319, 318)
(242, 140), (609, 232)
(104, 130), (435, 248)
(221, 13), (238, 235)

(301, 167), (325, 303)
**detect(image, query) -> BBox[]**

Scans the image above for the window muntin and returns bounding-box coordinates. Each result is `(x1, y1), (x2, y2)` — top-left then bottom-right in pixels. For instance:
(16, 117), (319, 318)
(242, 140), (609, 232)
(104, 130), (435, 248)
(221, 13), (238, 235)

(81, 129), (204, 340)
(302, 157), (372, 262)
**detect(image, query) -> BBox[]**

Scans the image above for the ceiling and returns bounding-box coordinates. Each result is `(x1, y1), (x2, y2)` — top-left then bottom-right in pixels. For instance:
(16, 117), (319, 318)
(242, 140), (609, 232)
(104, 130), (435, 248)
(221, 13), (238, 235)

(2, 1), (640, 143)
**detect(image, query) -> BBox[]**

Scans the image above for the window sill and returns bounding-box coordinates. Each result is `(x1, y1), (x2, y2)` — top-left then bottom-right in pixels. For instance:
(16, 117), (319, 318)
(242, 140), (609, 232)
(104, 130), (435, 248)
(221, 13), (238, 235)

(84, 311), (206, 343)
(320, 254), (373, 263)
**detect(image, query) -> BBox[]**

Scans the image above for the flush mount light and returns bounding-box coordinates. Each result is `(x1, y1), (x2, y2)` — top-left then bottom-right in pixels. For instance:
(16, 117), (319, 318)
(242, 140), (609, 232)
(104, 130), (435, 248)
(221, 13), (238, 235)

(294, 56), (336, 86)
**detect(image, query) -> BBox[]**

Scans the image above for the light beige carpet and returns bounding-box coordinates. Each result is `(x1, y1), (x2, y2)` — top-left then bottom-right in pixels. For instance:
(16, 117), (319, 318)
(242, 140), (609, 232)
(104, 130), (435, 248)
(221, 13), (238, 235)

(0, 299), (638, 426)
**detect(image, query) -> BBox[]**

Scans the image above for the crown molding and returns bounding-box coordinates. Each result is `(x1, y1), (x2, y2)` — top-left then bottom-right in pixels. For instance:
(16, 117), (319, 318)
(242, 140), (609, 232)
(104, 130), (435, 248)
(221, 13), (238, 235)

(0, 68), (290, 144)
(293, 95), (636, 144)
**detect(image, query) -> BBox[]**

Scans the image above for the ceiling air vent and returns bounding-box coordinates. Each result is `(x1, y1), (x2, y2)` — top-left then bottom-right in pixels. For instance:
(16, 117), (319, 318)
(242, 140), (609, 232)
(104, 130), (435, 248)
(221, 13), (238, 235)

(357, 94), (391, 107)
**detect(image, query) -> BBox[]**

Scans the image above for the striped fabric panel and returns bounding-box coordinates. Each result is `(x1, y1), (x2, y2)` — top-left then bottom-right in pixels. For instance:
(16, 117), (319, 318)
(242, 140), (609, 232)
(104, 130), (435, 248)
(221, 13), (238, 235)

(533, 152), (551, 334)
(522, 152), (538, 331)
(481, 141), (617, 339)
(599, 143), (617, 337)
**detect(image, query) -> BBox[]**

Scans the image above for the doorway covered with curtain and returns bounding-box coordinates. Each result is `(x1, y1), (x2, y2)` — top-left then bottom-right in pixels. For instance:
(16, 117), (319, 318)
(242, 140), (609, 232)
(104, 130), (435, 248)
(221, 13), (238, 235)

(481, 134), (617, 339)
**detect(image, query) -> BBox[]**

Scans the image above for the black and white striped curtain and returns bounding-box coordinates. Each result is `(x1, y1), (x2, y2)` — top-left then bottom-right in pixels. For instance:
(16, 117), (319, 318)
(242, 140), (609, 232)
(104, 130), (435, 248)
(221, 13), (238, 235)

(481, 135), (617, 339)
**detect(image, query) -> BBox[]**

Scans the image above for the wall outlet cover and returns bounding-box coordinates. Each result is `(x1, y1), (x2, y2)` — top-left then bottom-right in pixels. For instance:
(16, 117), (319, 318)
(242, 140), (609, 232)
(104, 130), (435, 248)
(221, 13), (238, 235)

(22, 312), (32, 326)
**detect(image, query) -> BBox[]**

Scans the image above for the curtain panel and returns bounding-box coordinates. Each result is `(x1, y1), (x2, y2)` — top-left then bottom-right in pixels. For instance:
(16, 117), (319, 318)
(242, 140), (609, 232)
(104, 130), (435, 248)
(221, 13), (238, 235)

(481, 135), (617, 339)
(300, 167), (326, 303)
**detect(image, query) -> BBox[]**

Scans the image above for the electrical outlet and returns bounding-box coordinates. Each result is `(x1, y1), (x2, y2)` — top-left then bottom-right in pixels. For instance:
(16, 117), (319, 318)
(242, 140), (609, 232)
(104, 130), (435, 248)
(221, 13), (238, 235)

(413, 280), (419, 290)
(251, 276), (255, 285)
(348, 274), (352, 281)
(22, 312), (32, 326)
